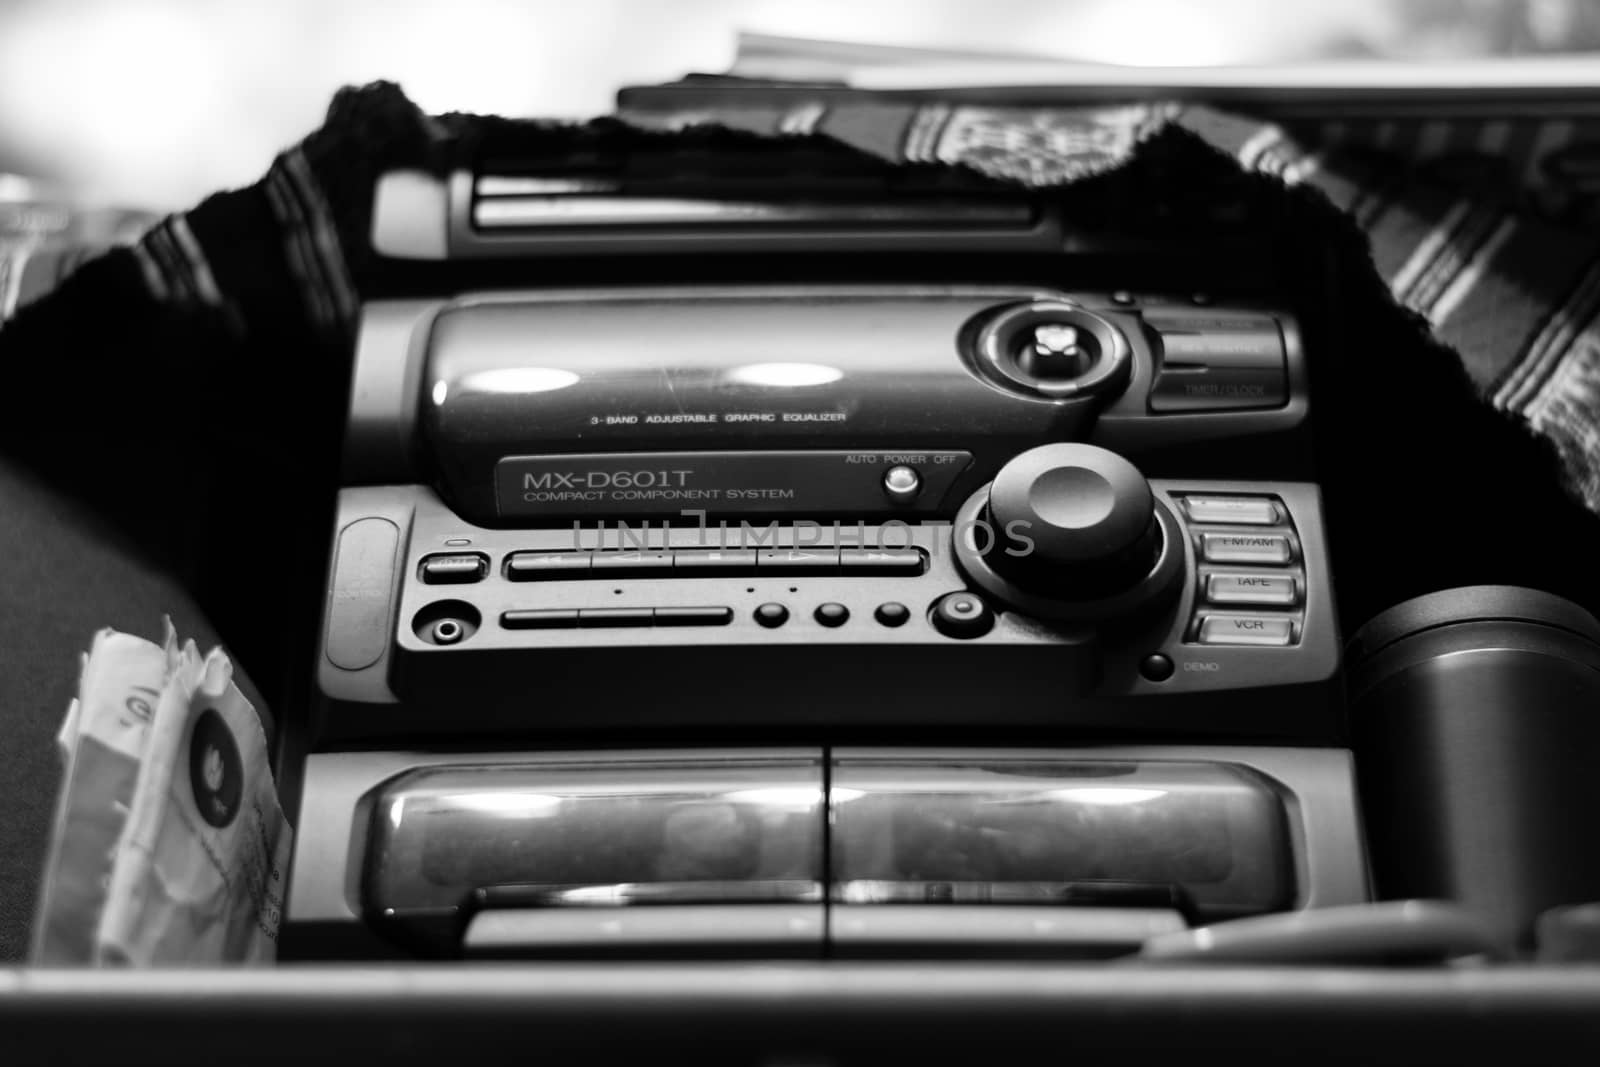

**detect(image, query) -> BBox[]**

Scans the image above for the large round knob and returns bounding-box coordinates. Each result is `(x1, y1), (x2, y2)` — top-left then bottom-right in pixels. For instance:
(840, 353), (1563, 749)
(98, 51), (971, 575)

(981, 443), (1162, 599)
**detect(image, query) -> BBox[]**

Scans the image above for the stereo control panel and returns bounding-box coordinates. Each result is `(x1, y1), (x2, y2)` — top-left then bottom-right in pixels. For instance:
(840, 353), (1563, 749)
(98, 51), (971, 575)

(317, 476), (1338, 744)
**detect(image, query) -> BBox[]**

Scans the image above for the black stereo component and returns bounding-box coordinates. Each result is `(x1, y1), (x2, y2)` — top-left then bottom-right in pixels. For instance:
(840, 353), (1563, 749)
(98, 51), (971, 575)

(347, 287), (1308, 525)
(282, 747), (1366, 960)
(320, 474), (1336, 740)
(320, 285), (1335, 743)
(370, 167), (1149, 261)
(282, 173), (1450, 971)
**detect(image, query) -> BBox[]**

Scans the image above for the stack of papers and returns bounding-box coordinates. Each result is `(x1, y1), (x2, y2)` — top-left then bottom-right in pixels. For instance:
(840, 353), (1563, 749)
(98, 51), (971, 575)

(31, 622), (292, 965)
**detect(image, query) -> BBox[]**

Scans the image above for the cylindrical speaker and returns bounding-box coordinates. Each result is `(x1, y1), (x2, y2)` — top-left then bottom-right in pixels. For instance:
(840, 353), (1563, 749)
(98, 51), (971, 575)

(1347, 585), (1600, 951)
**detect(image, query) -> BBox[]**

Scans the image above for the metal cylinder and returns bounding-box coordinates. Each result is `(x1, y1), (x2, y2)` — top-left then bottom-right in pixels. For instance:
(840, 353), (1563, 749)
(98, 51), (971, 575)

(1347, 585), (1600, 950)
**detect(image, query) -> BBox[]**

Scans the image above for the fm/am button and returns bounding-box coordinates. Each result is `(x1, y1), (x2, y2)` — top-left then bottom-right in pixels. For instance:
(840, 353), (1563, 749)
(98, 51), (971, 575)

(1199, 532), (1294, 565)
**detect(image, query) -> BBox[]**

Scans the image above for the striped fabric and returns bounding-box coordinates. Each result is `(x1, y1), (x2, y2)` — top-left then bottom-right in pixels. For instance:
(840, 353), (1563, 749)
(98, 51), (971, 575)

(627, 93), (1600, 515)
(1225, 114), (1600, 508)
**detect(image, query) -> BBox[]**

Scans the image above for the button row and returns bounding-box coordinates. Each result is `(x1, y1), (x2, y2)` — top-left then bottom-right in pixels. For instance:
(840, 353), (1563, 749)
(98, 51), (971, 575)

(754, 602), (914, 629)
(502, 606), (734, 630)
(505, 547), (927, 581)
(503, 602), (926, 632)
(751, 597), (984, 635)
(1178, 493), (1303, 647)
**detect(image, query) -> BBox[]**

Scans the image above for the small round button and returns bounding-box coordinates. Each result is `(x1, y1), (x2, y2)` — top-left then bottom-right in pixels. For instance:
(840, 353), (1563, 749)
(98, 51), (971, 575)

(1111, 290), (1135, 306)
(1139, 653), (1175, 682)
(882, 465), (921, 504)
(754, 603), (789, 628)
(930, 592), (994, 639)
(874, 602), (910, 627)
(815, 602), (850, 627)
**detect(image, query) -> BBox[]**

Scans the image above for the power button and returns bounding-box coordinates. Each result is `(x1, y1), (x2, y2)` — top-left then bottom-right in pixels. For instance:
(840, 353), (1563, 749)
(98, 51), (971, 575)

(931, 592), (994, 639)
(882, 465), (921, 504)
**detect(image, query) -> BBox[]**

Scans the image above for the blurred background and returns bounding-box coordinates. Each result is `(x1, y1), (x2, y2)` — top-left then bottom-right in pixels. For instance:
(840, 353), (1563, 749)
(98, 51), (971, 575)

(1, 0), (1598, 210)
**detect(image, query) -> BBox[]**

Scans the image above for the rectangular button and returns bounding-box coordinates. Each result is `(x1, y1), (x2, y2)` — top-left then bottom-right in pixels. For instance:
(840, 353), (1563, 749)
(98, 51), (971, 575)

(420, 553), (488, 584)
(672, 549), (760, 575)
(1183, 496), (1280, 525)
(1198, 614), (1295, 646)
(1156, 330), (1285, 368)
(501, 609), (581, 629)
(463, 905), (825, 958)
(838, 548), (926, 575)
(1149, 367), (1287, 412)
(590, 551), (674, 576)
(1206, 572), (1299, 606)
(653, 606), (735, 627)
(757, 548), (841, 574)
(1143, 312), (1282, 336)
(506, 552), (592, 580)
(1200, 532), (1293, 565)
(578, 608), (655, 628)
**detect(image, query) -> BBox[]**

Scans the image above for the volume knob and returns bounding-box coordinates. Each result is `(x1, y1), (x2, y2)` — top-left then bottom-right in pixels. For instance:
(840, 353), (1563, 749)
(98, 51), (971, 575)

(981, 443), (1162, 600)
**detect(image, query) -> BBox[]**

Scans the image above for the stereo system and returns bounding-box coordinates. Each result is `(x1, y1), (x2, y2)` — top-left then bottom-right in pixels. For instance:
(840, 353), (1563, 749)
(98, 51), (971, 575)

(291, 180), (1600, 964)
(320, 285), (1337, 742)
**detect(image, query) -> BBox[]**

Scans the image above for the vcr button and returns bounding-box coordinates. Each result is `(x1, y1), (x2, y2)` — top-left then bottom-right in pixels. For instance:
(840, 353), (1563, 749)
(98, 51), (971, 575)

(1183, 495), (1280, 525)
(1200, 532), (1293, 565)
(420, 553), (488, 584)
(506, 552), (591, 580)
(1206, 572), (1298, 606)
(1197, 614), (1295, 646)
